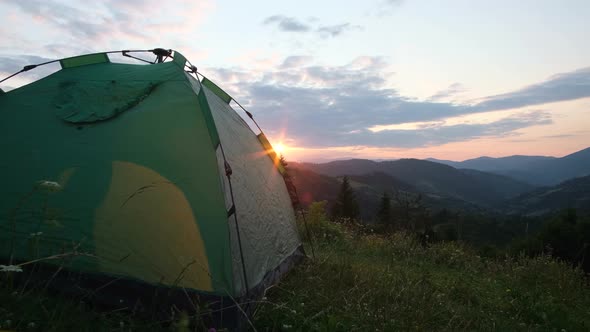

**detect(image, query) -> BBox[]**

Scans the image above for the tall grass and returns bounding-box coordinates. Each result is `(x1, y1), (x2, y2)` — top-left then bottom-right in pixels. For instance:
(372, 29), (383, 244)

(255, 206), (590, 331)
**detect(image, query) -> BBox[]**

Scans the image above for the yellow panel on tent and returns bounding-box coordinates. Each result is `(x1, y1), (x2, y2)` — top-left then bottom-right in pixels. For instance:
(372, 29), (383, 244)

(94, 161), (213, 291)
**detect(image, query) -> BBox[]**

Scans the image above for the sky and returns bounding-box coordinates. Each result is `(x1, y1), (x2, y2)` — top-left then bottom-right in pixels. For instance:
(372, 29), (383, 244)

(1, 0), (589, 162)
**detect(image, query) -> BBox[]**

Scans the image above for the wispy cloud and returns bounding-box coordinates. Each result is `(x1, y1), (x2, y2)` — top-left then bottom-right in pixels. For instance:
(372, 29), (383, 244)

(428, 82), (466, 102)
(263, 15), (311, 32)
(317, 23), (363, 38)
(374, 0), (404, 16)
(2, 0), (212, 55)
(475, 67), (590, 111)
(263, 14), (362, 39)
(280, 56), (314, 69)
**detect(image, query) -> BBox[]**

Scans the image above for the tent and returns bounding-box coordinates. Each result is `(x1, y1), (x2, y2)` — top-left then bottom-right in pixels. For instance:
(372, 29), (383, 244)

(0, 49), (303, 324)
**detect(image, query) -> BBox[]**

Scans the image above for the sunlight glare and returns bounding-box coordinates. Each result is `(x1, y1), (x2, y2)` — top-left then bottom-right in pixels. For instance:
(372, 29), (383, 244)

(274, 143), (286, 155)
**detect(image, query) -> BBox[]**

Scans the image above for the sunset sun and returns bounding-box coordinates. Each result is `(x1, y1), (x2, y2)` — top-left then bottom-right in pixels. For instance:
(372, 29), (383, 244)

(274, 143), (286, 155)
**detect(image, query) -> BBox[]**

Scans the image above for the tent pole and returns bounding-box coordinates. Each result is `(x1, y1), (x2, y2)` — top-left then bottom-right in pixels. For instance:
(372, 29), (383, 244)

(223, 156), (251, 295)
(193, 73), (251, 297)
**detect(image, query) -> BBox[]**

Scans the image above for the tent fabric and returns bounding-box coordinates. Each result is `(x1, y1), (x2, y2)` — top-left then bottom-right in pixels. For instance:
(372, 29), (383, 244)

(199, 82), (301, 295)
(60, 53), (110, 69)
(0, 51), (301, 299)
(202, 77), (232, 104)
(55, 80), (158, 123)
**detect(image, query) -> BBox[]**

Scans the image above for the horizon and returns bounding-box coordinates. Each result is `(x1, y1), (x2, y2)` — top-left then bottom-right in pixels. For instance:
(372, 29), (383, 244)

(1, 0), (589, 162)
(288, 145), (589, 163)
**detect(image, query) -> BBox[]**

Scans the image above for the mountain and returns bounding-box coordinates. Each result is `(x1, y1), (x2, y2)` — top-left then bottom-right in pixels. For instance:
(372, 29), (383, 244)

(426, 147), (590, 186)
(296, 159), (533, 208)
(299, 159), (381, 176)
(288, 165), (484, 220)
(504, 175), (590, 215)
(427, 155), (555, 172)
(288, 165), (342, 206)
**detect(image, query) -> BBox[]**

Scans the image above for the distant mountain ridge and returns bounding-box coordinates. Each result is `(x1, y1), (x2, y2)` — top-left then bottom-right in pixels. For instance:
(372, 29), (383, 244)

(427, 155), (555, 172)
(295, 158), (533, 208)
(288, 165), (484, 220)
(426, 147), (590, 186)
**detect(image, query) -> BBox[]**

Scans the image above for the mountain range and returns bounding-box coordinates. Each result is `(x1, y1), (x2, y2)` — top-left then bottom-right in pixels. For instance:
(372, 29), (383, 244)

(427, 147), (590, 186)
(295, 158), (533, 207)
(288, 146), (590, 219)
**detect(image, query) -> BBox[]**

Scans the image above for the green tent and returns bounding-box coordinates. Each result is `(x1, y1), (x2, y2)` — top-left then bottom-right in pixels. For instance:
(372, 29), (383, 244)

(0, 49), (303, 317)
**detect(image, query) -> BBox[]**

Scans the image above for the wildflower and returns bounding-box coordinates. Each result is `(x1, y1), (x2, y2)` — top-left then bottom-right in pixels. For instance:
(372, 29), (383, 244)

(0, 265), (23, 272)
(29, 231), (43, 237)
(37, 180), (62, 192)
(27, 322), (36, 328)
(282, 324), (292, 329)
(208, 328), (217, 332)
(119, 321), (124, 327)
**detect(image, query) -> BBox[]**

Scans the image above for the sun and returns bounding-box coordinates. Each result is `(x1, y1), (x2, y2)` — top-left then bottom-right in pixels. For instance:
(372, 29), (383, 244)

(274, 143), (285, 155)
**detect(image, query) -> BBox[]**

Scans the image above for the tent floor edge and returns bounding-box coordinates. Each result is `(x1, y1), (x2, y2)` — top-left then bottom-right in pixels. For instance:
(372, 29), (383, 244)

(234, 244), (306, 330)
(3, 261), (235, 329)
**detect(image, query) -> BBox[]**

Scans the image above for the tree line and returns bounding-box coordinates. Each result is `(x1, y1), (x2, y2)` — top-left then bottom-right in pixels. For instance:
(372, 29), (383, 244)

(328, 175), (590, 272)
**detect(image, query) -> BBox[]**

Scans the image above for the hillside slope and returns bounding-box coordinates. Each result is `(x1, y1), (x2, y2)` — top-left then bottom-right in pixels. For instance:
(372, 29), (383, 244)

(505, 175), (590, 215)
(289, 164), (485, 219)
(298, 159), (533, 207)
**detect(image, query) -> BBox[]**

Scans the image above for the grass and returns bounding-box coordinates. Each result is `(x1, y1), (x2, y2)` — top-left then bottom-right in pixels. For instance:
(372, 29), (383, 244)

(2, 210), (590, 331)
(254, 211), (590, 331)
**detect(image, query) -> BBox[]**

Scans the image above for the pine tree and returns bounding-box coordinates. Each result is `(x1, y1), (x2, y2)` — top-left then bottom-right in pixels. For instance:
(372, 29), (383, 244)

(279, 154), (290, 178)
(278, 154), (299, 208)
(279, 153), (289, 169)
(331, 176), (360, 221)
(377, 191), (392, 227)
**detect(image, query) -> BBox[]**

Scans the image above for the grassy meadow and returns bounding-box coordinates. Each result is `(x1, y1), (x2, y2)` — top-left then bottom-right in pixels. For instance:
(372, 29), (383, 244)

(1, 205), (590, 331)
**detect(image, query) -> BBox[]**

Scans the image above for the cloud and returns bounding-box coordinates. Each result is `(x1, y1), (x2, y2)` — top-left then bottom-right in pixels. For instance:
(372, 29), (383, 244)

(331, 111), (552, 148)
(374, 0), (404, 16)
(0, 55), (54, 74)
(541, 134), (577, 139)
(280, 56), (314, 68)
(428, 82), (466, 101)
(8, 0), (141, 41)
(205, 58), (588, 149)
(0, 55), (60, 83)
(263, 15), (361, 38)
(1, 0), (212, 55)
(263, 15), (311, 32)
(317, 23), (362, 38)
(475, 67), (590, 111)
